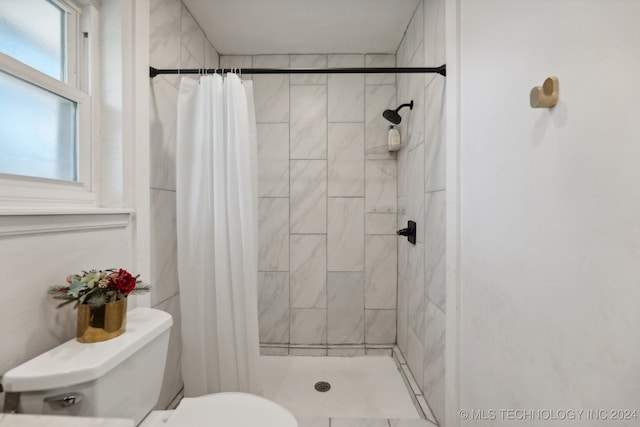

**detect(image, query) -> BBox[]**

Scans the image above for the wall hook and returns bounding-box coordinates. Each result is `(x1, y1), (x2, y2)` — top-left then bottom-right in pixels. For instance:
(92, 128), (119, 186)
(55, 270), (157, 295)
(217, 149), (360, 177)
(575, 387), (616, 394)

(530, 76), (558, 108)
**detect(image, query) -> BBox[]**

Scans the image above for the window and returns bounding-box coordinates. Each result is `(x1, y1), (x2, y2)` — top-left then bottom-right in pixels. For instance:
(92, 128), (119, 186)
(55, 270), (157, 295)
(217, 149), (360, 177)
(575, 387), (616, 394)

(0, 0), (67, 81)
(0, 0), (93, 206)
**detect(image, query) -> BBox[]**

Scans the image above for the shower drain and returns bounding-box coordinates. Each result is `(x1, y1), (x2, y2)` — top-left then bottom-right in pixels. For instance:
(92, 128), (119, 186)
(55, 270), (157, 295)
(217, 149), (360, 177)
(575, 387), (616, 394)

(314, 381), (331, 392)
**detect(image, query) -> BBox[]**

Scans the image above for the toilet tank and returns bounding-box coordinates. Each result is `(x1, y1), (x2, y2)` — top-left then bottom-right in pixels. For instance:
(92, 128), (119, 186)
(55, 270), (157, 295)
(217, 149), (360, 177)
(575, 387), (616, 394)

(2, 308), (172, 425)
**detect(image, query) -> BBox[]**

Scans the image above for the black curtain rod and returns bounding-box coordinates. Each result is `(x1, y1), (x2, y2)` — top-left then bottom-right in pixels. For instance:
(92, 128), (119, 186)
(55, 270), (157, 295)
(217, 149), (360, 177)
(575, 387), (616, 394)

(149, 64), (446, 78)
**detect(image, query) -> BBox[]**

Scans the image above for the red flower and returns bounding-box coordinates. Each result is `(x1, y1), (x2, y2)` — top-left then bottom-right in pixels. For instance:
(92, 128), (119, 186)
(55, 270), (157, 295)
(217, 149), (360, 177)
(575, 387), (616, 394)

(111, 269), (137, 295)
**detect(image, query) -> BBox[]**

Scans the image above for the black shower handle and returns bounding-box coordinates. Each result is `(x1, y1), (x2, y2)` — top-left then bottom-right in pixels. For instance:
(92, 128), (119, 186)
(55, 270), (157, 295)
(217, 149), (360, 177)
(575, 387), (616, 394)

(397, 220), (416, 245)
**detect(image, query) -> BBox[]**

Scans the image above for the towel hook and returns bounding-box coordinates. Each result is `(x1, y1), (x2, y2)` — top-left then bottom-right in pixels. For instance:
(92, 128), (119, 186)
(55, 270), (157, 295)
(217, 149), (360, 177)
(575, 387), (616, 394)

(530, 77), (559, 108)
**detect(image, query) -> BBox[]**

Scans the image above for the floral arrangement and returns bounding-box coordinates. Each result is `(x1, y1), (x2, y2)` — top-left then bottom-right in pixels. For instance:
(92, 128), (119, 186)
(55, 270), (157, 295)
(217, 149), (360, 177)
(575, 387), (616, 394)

(48, 269), (150, 308)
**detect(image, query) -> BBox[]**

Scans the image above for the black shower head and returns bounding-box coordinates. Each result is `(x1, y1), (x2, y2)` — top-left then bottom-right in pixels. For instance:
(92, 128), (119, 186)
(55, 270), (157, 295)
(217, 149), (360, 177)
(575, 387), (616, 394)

(382, 100), (414, 124)
(383, 109), (401, 124)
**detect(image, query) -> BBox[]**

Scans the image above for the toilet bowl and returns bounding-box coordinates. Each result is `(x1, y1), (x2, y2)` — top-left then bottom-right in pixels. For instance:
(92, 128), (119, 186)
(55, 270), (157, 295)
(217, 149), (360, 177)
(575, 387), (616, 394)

(141, 392), (297, 427)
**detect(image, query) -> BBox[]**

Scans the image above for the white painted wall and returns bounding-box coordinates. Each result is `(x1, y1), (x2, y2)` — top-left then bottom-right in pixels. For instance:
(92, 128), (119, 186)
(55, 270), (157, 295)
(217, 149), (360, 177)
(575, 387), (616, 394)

(458, 0), (640, 423)
(0, 217), (133, 410)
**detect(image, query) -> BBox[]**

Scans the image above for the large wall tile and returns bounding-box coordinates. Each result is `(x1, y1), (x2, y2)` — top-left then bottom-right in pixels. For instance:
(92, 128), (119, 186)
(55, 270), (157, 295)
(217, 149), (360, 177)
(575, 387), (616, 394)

(365, 213), (397, 235)
(258, 272), (290, 343)
(424, 0), (446, 66)
(365, 85), (397, 159)
(327, 198), (364, 271)
(290, 235), (327, 308)
(258, 198), (289, 271)
(407, 243), (425, 342)
(396, 244), (409, 354)
(257, 123), (289, 197)
(396, 138), (409, 199)
(422, 300), (445, 425)
(180, 4), (205, 68)
(424, 190), (446, 311)
(290, 160), (327, 234)
(253, 55), (290, 123)
(397, 196), (408, 273)
(290, 85), (327, 159)
(365, 54), (396, 85)
(153, 294), (183, 409)
(291, 54), (328, 85)
(365, 309), (396, 344)
(150, 76), (178, 191)
(365, 160), (397, 213)
(328, 55), (365, 123)
(150, 0), (181, 70)
(403, 0), (424, 66)
(220, 55), (253, 69)
(327, 272), (365, 344)
(405, 144), (425, 242)
(290, 308), (327, 344)
(205, 44), (219, 69)
(365, 235), (397, 309)
(424, 77), (446, 192)
(406, 329), (425, 396)
(400, 74), (425, 150)
(150, 189), (179, 306)
(328, 123), (365, 197)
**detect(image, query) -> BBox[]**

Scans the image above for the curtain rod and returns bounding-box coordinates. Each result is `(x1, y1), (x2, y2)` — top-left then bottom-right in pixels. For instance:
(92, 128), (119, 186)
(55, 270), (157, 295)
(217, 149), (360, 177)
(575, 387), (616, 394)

(149, 64), (446, 78)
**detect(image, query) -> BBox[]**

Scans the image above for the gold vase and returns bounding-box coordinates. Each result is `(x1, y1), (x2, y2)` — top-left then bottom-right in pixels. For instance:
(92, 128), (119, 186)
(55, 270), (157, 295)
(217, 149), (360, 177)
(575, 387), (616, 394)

(77, 298), (127, 343)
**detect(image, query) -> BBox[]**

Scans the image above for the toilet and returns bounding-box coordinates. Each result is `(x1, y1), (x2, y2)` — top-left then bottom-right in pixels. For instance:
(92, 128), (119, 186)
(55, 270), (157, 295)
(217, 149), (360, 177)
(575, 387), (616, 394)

(2, 308), (297, 427)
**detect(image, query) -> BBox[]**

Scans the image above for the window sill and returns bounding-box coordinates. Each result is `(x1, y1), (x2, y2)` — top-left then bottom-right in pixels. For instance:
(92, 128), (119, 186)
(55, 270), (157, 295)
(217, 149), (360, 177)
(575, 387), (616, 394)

(0, 208), (133, 237)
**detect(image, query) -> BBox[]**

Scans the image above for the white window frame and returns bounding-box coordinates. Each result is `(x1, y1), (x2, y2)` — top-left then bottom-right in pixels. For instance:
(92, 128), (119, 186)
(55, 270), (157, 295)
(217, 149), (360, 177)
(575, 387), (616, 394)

(0, 0), (96, 209)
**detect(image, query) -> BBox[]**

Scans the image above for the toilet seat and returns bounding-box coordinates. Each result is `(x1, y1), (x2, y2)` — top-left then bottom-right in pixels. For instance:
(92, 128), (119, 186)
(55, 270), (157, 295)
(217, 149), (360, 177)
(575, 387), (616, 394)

(163, 392), (297, 427)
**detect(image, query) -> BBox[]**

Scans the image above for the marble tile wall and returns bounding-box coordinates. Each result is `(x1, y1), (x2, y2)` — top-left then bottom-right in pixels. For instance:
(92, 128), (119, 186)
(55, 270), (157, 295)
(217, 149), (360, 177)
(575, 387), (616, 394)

(149, 0), (220, 409)
(227, 53), (399, 347)
(395, 0), (446, 425)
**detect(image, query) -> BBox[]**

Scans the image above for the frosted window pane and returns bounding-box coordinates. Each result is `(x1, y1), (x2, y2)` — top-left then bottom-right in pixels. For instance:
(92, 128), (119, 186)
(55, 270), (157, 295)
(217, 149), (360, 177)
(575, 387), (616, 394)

(0, 0), (65, 81)
(0, 71), (77, 181)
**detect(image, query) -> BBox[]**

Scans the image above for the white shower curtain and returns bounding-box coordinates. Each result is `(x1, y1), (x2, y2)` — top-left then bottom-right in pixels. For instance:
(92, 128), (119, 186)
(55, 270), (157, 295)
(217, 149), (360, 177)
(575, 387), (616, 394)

(176, 73), (260, 397)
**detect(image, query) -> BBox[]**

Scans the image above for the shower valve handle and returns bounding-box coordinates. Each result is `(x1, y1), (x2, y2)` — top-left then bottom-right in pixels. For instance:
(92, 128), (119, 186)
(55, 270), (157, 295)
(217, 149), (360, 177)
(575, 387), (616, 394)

(397, 220), (417, 245)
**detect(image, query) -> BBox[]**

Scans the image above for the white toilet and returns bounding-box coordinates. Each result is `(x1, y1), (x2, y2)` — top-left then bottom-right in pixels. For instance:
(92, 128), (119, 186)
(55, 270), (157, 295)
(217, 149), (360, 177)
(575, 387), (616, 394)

(2, 308), (297, 427)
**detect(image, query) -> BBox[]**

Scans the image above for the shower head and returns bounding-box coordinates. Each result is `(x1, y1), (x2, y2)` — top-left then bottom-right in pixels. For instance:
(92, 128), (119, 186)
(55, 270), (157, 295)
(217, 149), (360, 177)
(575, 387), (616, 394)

(382, 100), (414, 124)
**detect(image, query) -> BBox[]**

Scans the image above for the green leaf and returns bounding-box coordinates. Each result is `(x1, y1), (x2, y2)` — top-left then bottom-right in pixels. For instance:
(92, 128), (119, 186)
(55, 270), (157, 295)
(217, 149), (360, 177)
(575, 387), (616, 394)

(86, 294), (107, 307)
(69, 279), (86, 298)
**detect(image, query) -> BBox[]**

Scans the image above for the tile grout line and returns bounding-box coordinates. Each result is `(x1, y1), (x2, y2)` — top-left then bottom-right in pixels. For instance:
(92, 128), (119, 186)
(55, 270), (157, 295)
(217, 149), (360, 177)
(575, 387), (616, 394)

(286, 53), (292, 351)
(325, 59), (330, 350)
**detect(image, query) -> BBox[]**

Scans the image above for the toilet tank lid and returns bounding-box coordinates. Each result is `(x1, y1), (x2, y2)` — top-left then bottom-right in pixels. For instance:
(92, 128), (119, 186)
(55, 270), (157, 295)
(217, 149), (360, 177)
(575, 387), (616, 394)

(2, 308), (172, 392)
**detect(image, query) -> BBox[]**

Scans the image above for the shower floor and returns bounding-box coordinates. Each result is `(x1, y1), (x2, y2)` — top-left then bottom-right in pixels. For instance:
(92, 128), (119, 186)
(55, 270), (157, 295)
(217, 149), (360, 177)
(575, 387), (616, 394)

(259, 355), (420, 419)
